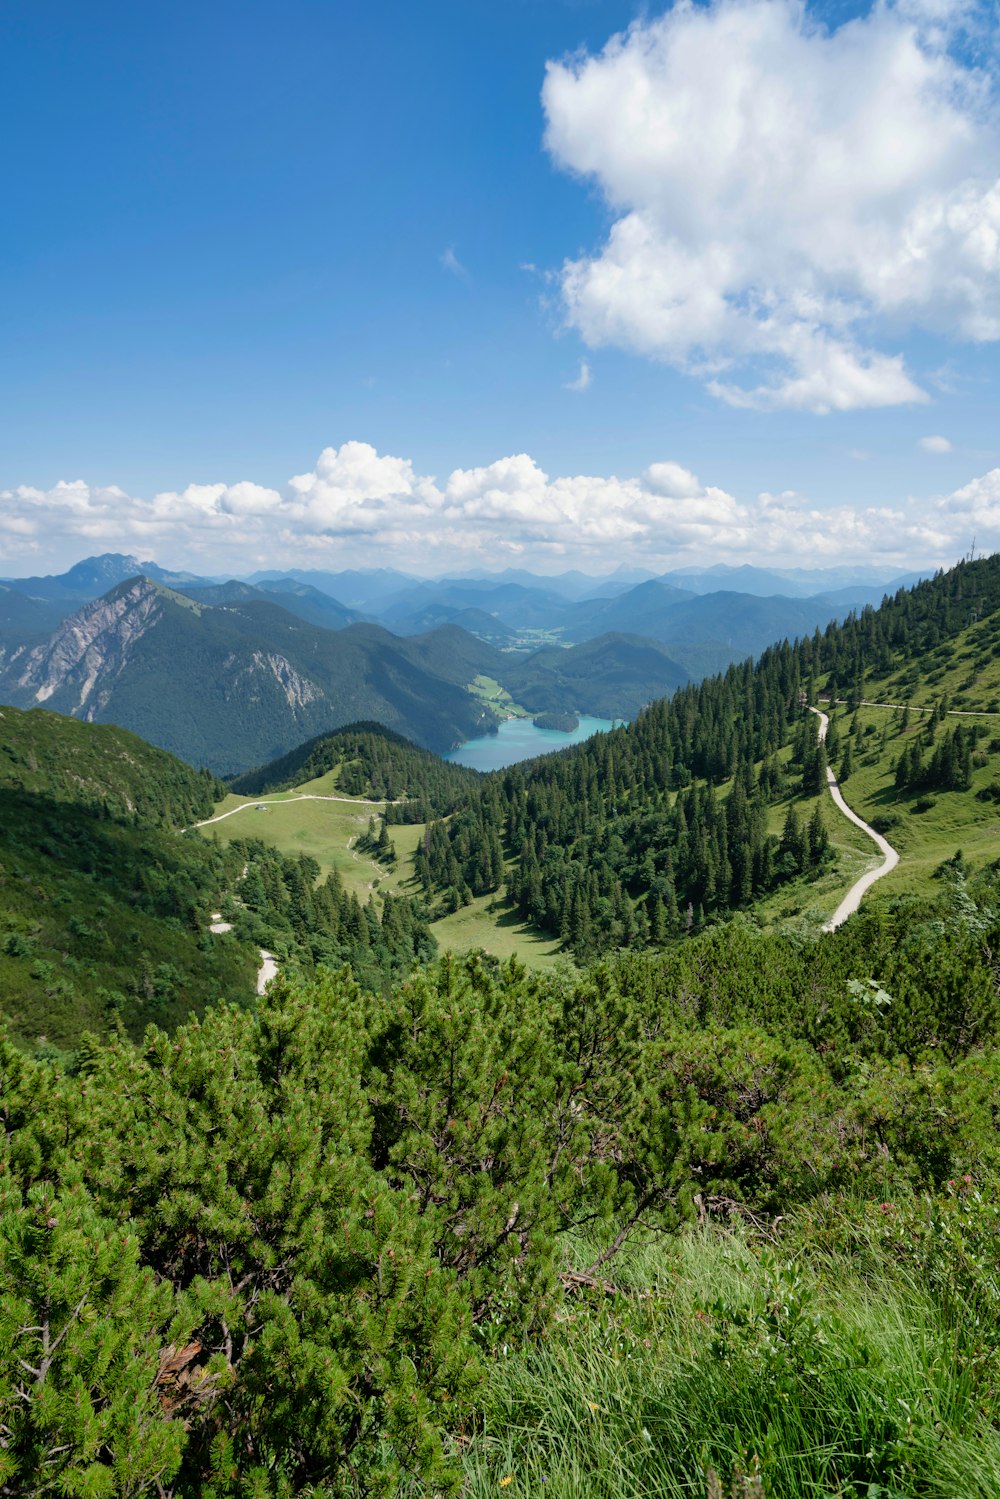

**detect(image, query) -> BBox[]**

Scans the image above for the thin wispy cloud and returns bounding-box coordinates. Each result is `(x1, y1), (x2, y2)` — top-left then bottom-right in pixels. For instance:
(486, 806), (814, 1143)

(920, 435), (953, 453)
(440, 246), (470, 280)
(564, 359), (591, 392)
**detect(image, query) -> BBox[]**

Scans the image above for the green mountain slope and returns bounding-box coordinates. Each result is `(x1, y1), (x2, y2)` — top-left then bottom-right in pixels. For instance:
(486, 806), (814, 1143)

(229, 719), (479, 817)
(0, 705), (259, 1051)
(0, 705), (444, 1054)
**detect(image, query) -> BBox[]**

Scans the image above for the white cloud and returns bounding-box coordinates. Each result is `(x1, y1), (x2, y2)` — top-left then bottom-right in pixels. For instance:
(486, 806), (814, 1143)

(542, 0), (1000, 412)
(2, 442), (998, 577)
(440, 246), (470, 279)
(564, 359), (592, 391)
(938, 466), (1000, 531)
(919, 433), (953, 452)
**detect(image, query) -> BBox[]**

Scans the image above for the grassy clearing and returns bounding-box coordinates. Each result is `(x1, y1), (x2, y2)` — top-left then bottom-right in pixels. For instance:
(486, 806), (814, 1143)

(430, 892), (568, 970)
(200, 793), (403, 902)
(455, 1225), (1000, 1499)
(469, 674), (529, 719)
(867, 610), (1000, 716)
(198, 789), (568, 969)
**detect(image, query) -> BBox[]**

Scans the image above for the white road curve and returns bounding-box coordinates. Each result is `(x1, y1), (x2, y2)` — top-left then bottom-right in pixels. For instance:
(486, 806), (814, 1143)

(257, 950), (279, 994)
(193, 792), (385, 829)
(809, 707), (900, 932)
(206, 914), (277, 991)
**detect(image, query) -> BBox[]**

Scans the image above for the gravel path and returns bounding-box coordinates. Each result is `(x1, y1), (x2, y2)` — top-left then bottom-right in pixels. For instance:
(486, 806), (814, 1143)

(859, 699), (1000, 717)
(810, 707), (900, 931)
(257, 950), (278, 994)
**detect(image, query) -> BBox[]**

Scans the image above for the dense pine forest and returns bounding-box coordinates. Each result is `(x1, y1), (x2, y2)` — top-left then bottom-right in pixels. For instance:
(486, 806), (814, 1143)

(418, 555), (1000, 957)
(222, 835), (437, 990)
(3, 556), (1000, 1495)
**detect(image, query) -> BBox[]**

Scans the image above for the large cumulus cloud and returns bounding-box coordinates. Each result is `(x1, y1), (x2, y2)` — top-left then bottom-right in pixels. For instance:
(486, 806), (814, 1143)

(543, 0), (1000, 411)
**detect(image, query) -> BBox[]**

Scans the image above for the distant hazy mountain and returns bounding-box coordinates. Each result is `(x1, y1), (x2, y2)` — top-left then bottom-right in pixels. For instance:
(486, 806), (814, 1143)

(658, 564), (819, 598)
(247, 567), (417, 611)
(179, 578), (363, 631)
(628, 590), (842, 675)
(0, 583), (67, 646)
(562, 580), (697, 639)
(386, 603), (519, 645)
(438, 567), (640, 601)
(379, 580), (576, 633)
(560, 577), (930, 674)
(502, 633), (689, 720)
(2, 552), (202, 604)
(658, 562), (928, 599)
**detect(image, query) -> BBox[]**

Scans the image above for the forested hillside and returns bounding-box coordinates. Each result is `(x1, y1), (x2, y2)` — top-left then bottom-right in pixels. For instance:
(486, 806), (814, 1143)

(420, 555), (1000, 956)
(0, 703), (223, 823)
(0, 706), (257, 1050)
(0, 706), (442, 1054)
(218, 835), (437, 992)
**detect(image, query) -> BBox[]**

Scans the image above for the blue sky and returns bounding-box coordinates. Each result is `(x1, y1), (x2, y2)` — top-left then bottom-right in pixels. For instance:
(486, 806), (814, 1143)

(1, 0), (999, 577)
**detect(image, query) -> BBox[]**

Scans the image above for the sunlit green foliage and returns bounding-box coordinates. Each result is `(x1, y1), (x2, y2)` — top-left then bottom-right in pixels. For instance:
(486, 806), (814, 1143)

(4, 860), (1000, 1492)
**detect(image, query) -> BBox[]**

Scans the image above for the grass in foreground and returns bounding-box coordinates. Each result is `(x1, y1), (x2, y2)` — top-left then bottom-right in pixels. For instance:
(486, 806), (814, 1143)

(457, 1222), (1000, 1499)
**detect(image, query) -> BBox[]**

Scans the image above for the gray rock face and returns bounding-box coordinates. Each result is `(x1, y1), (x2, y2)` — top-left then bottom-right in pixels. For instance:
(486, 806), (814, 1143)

(4, 579), (164, 715)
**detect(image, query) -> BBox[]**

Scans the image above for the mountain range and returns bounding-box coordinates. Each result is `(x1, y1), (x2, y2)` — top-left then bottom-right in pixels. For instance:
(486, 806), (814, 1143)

(0, 552), (932, 772)
(0, 574), (690, 771)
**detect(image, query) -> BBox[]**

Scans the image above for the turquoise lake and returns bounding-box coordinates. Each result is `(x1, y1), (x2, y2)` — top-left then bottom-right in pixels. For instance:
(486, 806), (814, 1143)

(444, 714), (616, 771)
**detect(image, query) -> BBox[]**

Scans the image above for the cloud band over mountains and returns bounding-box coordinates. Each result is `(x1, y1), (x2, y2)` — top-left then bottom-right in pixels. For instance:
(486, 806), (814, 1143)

(1, 441), (997, 576)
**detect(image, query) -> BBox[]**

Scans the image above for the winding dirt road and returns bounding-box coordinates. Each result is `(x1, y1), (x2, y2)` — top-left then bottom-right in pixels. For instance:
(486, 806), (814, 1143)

(207, 913), (277, 994)
(809, 707), (899, 931)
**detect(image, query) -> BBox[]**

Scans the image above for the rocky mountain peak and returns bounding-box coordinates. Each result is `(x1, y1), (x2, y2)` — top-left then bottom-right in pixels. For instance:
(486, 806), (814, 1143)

(3, 577), (165, 715)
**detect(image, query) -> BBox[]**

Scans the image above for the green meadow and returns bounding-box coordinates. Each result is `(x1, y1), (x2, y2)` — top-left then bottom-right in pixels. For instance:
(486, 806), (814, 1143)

(199, 778), (567, 968)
